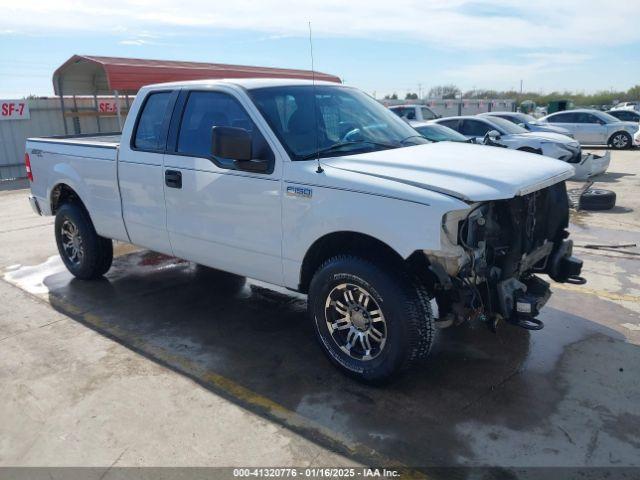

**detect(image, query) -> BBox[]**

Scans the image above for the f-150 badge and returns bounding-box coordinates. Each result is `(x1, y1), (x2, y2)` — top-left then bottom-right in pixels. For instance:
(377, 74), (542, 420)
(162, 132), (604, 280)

(286, 186), (312, 199)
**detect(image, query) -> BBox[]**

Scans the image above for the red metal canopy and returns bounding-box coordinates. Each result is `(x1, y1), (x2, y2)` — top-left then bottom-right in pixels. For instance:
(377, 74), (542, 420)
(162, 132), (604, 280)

(53, 54), (342, 95)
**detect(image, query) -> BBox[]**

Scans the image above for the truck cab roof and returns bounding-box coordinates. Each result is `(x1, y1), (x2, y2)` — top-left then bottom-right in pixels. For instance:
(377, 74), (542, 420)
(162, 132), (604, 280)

(143, 78), (343, 91)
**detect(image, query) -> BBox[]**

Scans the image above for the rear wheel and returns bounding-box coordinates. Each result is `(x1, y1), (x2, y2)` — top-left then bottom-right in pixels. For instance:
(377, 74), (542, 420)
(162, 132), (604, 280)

(55, 202), (113, 279)
(609, 131), (631, 149)
(308, 255), (434, 383)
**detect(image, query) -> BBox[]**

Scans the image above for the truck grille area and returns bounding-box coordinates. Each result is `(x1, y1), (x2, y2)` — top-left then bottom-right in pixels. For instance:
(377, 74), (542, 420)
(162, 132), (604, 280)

(485, 181), (569, 279)
(457, 181), (569, 281)
(436, 181), (579, 327)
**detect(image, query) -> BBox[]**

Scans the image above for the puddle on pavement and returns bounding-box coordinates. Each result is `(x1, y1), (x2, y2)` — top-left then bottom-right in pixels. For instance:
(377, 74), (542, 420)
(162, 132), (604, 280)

(3, 249), (640, 469)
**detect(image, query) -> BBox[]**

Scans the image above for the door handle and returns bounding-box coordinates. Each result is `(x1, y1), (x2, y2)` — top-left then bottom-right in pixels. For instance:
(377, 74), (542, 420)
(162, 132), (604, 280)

(165, 170), (182, 189)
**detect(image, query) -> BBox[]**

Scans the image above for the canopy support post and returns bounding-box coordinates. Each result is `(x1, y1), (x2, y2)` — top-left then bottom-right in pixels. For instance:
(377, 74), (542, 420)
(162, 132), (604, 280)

(93, 94), (102, 133)
(57, 78), (68, 135)
(72, 95), (81, 134)
(114, 90), (123, 131)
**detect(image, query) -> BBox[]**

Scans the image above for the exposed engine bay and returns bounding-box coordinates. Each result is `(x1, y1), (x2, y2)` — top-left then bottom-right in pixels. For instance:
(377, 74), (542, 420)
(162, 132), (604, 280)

(424, 181), (585, 331)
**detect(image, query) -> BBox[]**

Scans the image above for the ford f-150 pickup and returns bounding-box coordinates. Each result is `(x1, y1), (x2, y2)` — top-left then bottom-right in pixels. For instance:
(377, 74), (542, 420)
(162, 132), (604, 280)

(25, 78), (585, 382)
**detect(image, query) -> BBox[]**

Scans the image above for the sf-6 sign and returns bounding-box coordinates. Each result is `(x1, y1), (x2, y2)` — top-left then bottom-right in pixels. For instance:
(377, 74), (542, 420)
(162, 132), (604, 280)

(98, 101), (118, 113)
(1, 100), (30, 120)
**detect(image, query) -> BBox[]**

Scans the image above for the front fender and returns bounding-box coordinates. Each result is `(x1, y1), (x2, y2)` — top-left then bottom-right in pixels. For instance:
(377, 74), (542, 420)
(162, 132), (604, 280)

(281, 183), (470, 289)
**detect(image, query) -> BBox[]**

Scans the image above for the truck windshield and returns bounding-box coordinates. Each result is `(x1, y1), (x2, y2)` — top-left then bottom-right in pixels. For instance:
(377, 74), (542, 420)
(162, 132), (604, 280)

(249, 85), (428, 161)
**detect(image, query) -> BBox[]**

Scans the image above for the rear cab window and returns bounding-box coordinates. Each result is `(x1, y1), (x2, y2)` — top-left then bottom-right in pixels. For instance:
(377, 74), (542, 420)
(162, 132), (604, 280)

(133, 91), (173, 152)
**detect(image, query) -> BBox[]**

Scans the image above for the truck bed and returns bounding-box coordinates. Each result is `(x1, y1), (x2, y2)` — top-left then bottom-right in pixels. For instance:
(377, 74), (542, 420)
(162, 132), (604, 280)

(28, 132), (121, 149)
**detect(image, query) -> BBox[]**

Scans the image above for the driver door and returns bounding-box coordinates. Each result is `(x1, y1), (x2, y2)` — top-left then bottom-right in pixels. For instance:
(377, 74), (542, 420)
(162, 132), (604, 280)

(162, 89), (284, 284)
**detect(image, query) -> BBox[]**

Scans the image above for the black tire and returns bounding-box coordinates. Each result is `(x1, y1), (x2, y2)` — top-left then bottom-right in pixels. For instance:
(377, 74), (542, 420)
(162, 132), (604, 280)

(608, 131), (632, 150)
(308, 255), (434, 384)
(55, 202), (113, 279)
(580, 188), (616, 211)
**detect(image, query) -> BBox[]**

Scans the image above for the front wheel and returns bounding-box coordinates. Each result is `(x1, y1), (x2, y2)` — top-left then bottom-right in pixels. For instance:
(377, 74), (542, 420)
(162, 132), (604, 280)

(609, 131), (632, 149)
(55, 202), (113, 279)
(308, 256), (434, 383)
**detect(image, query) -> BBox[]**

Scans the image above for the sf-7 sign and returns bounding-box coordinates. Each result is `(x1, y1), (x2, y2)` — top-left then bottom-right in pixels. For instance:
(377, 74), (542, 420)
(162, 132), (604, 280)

(0, 100), (30, 120)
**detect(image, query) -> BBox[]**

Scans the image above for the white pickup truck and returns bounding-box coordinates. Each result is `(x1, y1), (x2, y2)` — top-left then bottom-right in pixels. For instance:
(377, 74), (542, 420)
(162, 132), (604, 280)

(26, 79), (584, 382)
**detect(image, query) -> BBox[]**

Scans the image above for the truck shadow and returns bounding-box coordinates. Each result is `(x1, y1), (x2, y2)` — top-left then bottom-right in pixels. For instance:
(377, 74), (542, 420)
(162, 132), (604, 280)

(43, 250), (638, 473)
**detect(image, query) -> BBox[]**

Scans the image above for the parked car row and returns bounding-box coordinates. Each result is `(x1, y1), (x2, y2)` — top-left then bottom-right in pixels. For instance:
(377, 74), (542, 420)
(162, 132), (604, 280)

(390, 109), (612, 181)
(390, 103), (640, 150)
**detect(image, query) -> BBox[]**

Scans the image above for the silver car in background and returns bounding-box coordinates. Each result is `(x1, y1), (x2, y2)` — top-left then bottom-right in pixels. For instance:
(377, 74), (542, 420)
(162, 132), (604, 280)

(539, 109), (639, 149)
(433, 115), (582, 162)
(480, 111), (574, 138)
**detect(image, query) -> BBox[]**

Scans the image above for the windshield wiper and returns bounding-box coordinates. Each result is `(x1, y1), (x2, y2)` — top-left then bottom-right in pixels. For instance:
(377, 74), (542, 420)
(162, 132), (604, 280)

(299, 140), (398, 160)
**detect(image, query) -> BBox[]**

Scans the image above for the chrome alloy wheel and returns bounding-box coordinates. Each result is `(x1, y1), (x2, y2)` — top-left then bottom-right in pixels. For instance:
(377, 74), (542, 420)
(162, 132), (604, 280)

(324, 283), (387, 361)
(60, 219), (84, 266)
(612, 133), (629, 148)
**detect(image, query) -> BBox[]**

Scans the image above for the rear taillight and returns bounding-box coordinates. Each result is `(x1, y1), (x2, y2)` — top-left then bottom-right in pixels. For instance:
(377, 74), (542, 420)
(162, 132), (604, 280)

(24, 152), (33, 182)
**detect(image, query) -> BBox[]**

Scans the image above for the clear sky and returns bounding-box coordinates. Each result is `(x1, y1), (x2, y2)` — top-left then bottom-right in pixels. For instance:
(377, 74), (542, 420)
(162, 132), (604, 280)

(0, 0), (638, 98)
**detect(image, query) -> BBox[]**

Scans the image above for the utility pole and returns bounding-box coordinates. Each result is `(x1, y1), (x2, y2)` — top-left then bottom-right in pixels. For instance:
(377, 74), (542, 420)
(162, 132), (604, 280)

(418, 83), (423, 100)
(520, 80), (523, 94)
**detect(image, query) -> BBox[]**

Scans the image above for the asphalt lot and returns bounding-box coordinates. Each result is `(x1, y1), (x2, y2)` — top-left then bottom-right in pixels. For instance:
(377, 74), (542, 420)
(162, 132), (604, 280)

(1, 149), (639, 476)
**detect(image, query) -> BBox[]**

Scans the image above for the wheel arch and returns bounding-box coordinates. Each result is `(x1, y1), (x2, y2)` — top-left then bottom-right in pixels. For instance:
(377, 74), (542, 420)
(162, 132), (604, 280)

(50, 182), (89, 215)
(298, 230), (426, 294)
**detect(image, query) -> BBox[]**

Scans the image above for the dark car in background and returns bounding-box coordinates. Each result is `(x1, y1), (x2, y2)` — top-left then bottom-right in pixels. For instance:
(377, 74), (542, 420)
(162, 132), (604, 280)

(607, 109), (640, 123)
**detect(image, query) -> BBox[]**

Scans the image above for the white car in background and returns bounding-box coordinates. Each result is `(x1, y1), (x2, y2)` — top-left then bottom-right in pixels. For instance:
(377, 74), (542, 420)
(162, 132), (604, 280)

(389, 104), (440, 121)
(539, 109), (639, 149)
(433, 115), (610, 180)
(611, 101), (640, 112)
(433, 115), (581, 160)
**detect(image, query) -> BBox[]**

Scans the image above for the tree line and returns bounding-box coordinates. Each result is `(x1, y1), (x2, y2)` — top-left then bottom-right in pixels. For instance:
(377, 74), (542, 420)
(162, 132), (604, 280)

(384, 84), (640, 106)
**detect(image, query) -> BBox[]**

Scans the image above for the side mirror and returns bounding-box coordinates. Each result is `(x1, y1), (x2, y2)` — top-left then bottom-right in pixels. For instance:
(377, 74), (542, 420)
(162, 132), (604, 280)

(487, 129), (501, 140)
(211, 126), (269, 173)
(212, 126), (252, 161)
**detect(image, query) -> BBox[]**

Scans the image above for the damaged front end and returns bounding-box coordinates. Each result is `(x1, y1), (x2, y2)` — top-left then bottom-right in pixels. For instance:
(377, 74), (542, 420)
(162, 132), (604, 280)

(423, 181), (584, 331)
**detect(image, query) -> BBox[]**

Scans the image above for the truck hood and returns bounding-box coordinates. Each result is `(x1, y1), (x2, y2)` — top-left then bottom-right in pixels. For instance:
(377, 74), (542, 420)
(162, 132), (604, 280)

(321, 142), (574, 202)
